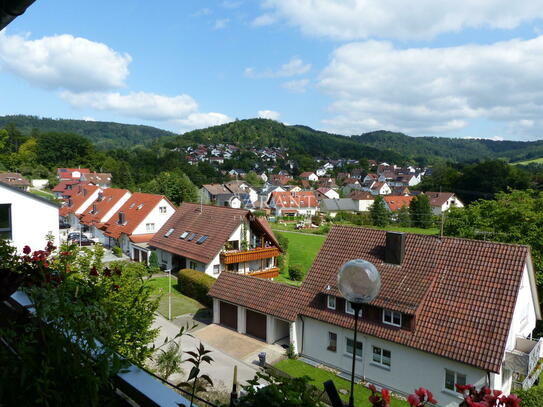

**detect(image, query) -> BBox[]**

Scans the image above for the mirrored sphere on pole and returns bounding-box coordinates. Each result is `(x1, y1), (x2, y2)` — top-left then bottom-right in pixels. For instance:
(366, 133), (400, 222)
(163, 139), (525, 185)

(337, 259), (381, 304)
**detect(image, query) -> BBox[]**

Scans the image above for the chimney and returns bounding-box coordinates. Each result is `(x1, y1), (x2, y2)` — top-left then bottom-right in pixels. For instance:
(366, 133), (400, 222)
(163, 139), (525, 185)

(385, 231), (405, 265)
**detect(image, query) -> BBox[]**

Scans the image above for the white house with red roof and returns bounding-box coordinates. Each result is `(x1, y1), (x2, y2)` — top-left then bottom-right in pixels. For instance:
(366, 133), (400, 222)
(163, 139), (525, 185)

(315, 187), (340, 201)
(424, 192), (464, 215)
(268, 191), (319, 217)
(299, 171), (318, 182)
(59, 184), (102, 230)
(209, 227), (542, 407)
(369, 181), (392, 196)
(57, 168), (90, 181)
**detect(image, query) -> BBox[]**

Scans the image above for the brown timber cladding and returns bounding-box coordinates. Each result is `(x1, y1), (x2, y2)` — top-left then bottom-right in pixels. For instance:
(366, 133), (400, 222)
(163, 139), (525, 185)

(220, 247), (280, 264)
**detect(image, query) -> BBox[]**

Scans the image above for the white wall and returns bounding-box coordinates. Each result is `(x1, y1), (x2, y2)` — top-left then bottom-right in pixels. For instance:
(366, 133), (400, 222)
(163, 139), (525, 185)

(101, 191), (131, 223)
(301, 317), (488, 407)
(31, 179), (49, 189)
(132, 198), (175, 236)
(0, 185), (59, 253)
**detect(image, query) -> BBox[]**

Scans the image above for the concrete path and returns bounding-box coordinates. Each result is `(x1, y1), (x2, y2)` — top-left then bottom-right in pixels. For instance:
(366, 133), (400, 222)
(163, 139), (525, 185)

(151, 314), (262, 392)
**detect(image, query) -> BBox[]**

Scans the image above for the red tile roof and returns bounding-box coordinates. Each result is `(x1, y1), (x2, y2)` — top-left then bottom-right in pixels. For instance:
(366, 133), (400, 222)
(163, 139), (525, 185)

(52, 180), (80, 193)
(384, 195), (414, 211)
(130, 234), (156, 243)
(210, 226), (533, 372)
(348, 190), (375, 201)
(59, 185), (100, 217)
(271, 191), (318, 208)
(79, 188), (130, 225)
(100, 192), (167, 239)
(299, 172), (315, 179)
(424, 191), (456, 207)
(0, 172), (30, 187)
(57, 168), (90, 180)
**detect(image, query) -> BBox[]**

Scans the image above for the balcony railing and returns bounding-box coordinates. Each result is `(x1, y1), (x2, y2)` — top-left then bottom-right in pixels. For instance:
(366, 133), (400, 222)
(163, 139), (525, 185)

(243, 266), (280, 279)
(504, 336), (543, 390)
(220, 246), (280, 265)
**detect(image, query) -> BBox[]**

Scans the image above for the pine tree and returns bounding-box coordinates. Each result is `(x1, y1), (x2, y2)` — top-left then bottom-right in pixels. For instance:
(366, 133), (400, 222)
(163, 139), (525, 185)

(410, 195), (433, 228)
(370, 195), (390, 227)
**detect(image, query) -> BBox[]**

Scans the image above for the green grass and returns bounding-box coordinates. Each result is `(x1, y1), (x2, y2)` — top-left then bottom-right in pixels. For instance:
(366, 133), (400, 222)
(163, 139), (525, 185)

(274, 222), (439, 236)
(274, 231), (325, 283)
(513, 157), (543, 165)
(29, 189), (59, 202)
(274, 359), (409, 407)
(145, 276), (207, 318)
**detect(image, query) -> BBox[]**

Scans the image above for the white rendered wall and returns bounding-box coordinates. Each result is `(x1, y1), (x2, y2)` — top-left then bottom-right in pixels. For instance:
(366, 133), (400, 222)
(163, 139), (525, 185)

(100, 191), (131, 223)
(132, 198), (175, 236)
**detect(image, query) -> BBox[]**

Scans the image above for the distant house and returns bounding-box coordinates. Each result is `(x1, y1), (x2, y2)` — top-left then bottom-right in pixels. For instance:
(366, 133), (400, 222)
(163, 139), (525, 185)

(229, 169), (247, 178)
(224, 180), (258, 204)
(201, 181), (257, 208)
(269, 174), (292, 186)
(315, 167), (327, 177)
(363, 173), (380, 183)
(370, 181), (392, 196)
(0, 182), (60, 252)
(59, 185), (102, 228)
(268, 191), (318, 217)
(391, 186), (411, 196)
(0, 172), (30, 191)
(209, 227), (542, 407)
(383, 195), (415, 212)
(348, 190), (375, 211)
(80, 172), (113, 188)
(57, 168), (90, 181)
(52, 180), (80, 199)
(99, 192), (176, 261)
(150, 203), (282, 279)
(320, 198), (372, 217)
(315, 187), (340, 201)
(424, 192), (464, 215)
(299, 171), (318, 182)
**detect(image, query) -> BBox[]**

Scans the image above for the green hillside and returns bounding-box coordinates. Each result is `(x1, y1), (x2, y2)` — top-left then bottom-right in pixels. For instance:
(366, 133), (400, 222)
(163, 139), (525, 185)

(0, 115), (176, 150)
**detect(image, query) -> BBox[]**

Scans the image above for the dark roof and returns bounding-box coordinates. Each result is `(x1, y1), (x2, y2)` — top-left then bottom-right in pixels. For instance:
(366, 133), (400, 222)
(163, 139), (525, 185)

(424, 191), (456, 207)
(0, 172), (30, 187)
(0, 181), (60, 208)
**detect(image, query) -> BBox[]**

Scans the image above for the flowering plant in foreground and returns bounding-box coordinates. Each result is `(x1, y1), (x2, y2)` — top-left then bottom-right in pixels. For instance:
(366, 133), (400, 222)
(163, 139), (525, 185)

(456, 385), (521, 407)
(368, 383), (391, 407)
(407, 387), (437, 406)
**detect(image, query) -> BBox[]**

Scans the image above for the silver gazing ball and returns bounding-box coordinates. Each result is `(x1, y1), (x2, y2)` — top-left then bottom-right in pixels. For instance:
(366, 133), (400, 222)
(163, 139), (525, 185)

(337, 259), (381, 304)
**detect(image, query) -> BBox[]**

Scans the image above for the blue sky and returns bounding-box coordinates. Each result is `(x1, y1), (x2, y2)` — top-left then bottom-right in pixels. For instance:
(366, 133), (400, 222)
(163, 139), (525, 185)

(1, 0), (542, 141)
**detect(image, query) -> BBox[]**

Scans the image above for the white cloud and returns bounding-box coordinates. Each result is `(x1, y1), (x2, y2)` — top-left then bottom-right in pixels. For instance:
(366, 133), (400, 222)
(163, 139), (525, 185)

(61, 91), (198, 121)
(262, 0), (543, 40)
(214, 19), (230, 30)
(318, 36), (543, 138)
(82, 116), (96, 122)
(177, 112), (232, 129)
(258, 110), (280, 120)
(192, 8), (212, 17)
(245, 57), (311, 78)
(282, 78), (309, 93)
(222, 1), (242, 8)
(251, 14), (277, 27)
(0, 31), (131, 91)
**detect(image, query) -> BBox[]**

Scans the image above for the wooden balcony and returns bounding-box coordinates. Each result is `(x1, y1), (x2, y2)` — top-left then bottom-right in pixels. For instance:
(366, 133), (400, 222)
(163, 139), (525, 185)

(246, 267), (280, 279)
(220, 246), (280, 265)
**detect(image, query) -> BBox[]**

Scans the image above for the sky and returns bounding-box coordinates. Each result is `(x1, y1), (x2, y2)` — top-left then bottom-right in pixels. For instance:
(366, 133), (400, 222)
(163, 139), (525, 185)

(1, 0), (543, 141)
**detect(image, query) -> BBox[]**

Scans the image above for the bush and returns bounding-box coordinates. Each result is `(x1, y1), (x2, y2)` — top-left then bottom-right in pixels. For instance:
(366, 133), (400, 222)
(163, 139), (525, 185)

(311, 216), (322, 226)
(285, 343), (297, 359)
(276, 233), (289, 251)
(177, 268), (215, 307)
(149, 251), (160, 272)
(315, 224), (330, 235)
(513, 386), (543, 407)
(288, 264), (304, 281)
(112, 246), (123, 257)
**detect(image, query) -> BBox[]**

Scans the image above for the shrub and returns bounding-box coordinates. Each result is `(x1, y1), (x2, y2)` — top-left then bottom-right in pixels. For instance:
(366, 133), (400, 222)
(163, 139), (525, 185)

(276, 233), (289, 251)
(288, 264), (304, 281)
(315, 224), (330, 235)
(285, 343), (297, 359)
(513, 386), (543, 407)
(311, 215), (322, 226)
(149, 251), (160, 273)
(112, 246), (123, 257)
(177, 268), (215, 307)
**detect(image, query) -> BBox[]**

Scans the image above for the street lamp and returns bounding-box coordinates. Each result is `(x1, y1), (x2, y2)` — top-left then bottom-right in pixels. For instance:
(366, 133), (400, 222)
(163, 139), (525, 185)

(337, 259), (381, 407)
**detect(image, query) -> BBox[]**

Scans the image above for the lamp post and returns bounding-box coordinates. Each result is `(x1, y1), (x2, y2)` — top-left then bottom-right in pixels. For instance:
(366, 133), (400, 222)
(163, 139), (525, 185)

(168, 268), (172, 320)
(337, 259), (381, 407)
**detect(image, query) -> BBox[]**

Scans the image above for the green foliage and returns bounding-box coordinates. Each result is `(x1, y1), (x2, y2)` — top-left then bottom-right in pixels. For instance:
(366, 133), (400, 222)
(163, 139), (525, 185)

(144, 171), (198, 205)
(276, 232), (289, 251)
(409, 195), (433, 229)
(155, 342), (184, 380)
(36, 131), (95, 168)
(285, 343), (297, 360)
(512, 385), (543, 407)
(149, 251), (160, 272)
(396, 205), (411, 227)
(177, 269), (216, 307)
(370, 195), (390, 227)
(179, 342), (215, 407)
(311, 215), (322, 226)
(112, 246), (123, 257)
(244, 170), (264, 187)
(288, 264), (304, 281)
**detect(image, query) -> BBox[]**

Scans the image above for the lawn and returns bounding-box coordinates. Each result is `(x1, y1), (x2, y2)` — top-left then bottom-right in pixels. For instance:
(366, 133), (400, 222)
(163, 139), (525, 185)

(513, 157), (543, 165)
(274, 359), (409, 407)
(145, 276), (207, 318)
(29, 189), (59, 202)
(274, 230), (326, 284)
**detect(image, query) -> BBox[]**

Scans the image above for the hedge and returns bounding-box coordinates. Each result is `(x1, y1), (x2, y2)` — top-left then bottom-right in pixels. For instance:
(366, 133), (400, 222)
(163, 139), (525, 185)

(513, 385), (543, 407)
(177, 268), (216, 307)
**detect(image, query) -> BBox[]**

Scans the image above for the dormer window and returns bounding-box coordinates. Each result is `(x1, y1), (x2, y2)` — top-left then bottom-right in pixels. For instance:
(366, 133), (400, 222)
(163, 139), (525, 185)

(327, 295), (336, 310)
(345, 301), (357, 315)
(118, 212), (126, 225)
(383, 309), (402, 327)
(91, 203), (97, 214)
(97, 192), (104, 201)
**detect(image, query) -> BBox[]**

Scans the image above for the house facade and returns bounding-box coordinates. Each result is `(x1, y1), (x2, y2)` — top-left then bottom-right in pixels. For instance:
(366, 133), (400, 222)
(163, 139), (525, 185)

(0, 182), (60, 252)
(0, 172), (30, 191)
(424, 192), (465, 215)
(150, 203), (282, 279)
(209, 227), (541, 407)
(268, 191), (318, 217)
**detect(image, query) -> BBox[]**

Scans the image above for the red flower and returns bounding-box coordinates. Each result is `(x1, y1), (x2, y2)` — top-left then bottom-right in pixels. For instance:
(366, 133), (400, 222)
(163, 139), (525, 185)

(114, 267), (122, 276)
(501, 394), (521, 407)
(103, 267), (111, 277)
(61, 251), (70, 256)
(89, 266), (98, 276)
(381, 388), (391, 403)
(407, 394), (420, 407)
(426, 390), (437, 404)
(112, 284), (120, 291)
(23, 245), (31, 254)
(369, 384), (377, 393)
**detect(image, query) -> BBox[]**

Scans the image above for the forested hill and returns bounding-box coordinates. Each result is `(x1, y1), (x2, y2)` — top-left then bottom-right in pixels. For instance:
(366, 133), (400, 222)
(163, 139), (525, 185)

(352, 130), (543, 163)
(0, 115), (176, 150)
(171, 119), (405, 163)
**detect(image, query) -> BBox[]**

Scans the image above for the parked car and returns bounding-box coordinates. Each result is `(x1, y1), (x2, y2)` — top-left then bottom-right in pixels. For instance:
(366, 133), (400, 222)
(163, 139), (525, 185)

(59, 220), (71, 229)
(69, 236), (94, 246)
(67, 232), (88, 241)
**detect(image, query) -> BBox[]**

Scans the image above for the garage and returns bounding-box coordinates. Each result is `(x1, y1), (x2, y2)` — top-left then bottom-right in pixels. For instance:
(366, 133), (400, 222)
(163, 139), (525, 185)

(246, 309), (267, 341)
(219, 301), (238, 330)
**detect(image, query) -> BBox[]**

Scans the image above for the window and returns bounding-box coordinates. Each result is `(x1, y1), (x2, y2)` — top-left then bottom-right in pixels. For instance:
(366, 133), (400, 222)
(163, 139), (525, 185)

(327, 295), (336, 310)
(0, 204), (12, 240)
(327, 332), (337, 352)
(383, 309), (402, 327)
(372, 346), (391, 367)
(189, 261), (198, 270)
(346, 338), (362, 357)
(146, 223), (155, 232)
(444, 369), (466, 392)
(180, 231), (189, 239)
(345, 301), (357, 315)
(137, 204), (144, 210)
(159, 206), (167, 214)
(213, 264), (220, 275)
(196, 235), (208, 244)
(164, 228), (174, 238)
(225, 240), (239, 250)
(187, 233), (197, 241)
(118, 212), (126, 225)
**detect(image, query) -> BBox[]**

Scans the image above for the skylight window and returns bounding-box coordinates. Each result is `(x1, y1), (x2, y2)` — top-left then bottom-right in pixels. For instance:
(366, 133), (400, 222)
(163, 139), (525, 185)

(129, 203), (135, 209)
(180, 231), (189, 239)
(196, 235), (208, 244)
(137, 204), (144, 210)
(187, 233), (197, 241)
(164, 228), (174, 238)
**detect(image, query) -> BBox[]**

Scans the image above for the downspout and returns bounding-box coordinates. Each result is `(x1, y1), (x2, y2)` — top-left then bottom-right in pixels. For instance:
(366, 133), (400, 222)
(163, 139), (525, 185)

(299, 315), (305, 355)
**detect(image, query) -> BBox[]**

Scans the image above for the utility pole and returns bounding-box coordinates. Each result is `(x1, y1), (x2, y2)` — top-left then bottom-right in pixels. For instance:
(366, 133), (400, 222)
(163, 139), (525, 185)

(440, 211), (445, 238)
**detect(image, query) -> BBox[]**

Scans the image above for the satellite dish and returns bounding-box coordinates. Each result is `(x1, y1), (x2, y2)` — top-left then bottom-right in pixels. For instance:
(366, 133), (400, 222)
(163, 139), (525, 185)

(337, 259), (381, 304)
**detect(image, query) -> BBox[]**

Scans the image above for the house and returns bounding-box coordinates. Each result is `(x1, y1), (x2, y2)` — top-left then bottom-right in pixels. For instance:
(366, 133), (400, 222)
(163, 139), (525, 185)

(351, 168), (365, 180)
(229, 169), (247, 178)
(0, 182), (60, 252)
(269, 174), (292, 186)
(80, 172), (113, 188)
(59, 184), (102, 229)
(315, 187), (340, 201)
(320, 198), (371, 217)
(370, 181), (392, 196)
(268, 191), (319, 217)
(390, 173), (421, 187)
(150, 203), (282, 278)
(0, 172), (30, 191)
(52, 180), (80, 199)
(316, 168), (328, 177)
(363, 173), (381, 184)
(391, 186), (411, 196)
(383, 195), (415, 212)
(99, 192), (175, 261)
(201, 181), (257, 208)
(299, 172), (318, 182)
(224, 180), (258, 204)
(209, 227), (542, 407)
(348, 190), (375, 211)
(424, 192), (465, 215)
(77, 188), (131, 244)
(57, 168), (90, 181)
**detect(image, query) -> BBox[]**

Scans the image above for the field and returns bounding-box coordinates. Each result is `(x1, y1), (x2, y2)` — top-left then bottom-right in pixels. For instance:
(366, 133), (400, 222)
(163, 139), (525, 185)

(274, 359), (409, 407)
(513, 157), (543, 165)
(145, 276), (207, 318)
